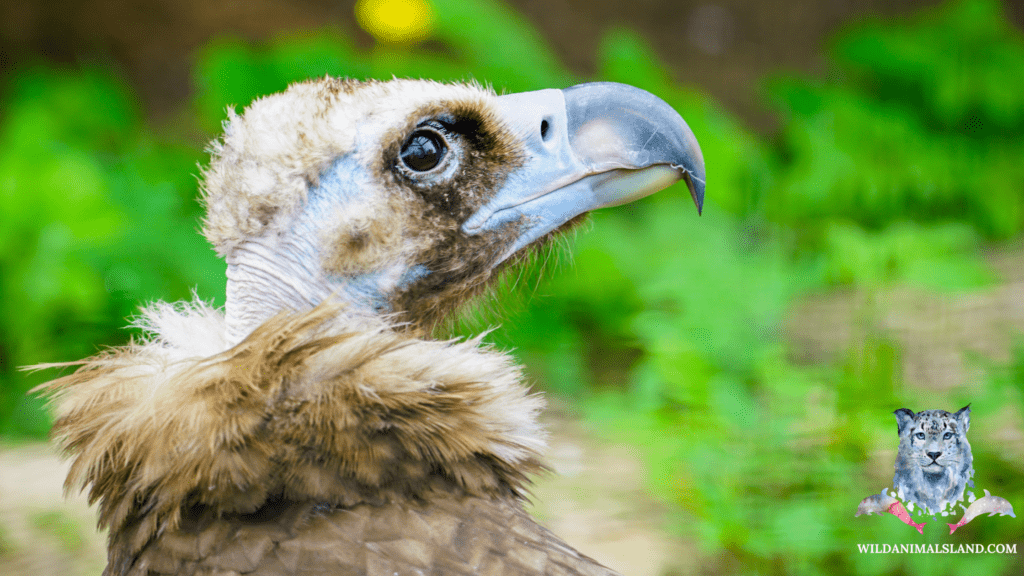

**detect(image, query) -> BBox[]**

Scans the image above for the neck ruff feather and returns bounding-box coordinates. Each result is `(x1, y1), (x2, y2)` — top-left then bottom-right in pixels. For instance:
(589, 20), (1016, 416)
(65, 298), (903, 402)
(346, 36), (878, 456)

(35, 301), (546, 551)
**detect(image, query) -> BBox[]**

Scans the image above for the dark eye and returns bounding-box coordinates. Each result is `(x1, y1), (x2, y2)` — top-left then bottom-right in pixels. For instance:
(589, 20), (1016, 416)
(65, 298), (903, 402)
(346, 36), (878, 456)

(400, 129), (447, 172)
(915, 432), (926, 440)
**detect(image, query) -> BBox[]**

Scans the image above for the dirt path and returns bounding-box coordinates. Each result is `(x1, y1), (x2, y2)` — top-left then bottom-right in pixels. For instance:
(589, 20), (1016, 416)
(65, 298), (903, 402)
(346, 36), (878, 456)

(527, 407), (696, 576)
(787, 242), (1024, 390)
(0, 443), (106, 576)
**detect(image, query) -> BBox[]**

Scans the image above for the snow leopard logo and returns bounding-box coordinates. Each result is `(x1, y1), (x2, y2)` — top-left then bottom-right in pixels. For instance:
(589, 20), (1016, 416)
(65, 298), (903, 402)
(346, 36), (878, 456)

(893, 405), (974, 516)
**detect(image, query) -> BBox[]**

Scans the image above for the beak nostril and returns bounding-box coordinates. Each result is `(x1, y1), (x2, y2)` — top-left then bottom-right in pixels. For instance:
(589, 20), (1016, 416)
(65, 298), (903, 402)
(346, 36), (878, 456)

(540, 118), (551, 141)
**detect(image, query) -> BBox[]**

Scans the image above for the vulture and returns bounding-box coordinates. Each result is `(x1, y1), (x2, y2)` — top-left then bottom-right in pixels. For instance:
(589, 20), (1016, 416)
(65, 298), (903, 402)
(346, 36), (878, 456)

(36, 77), (705, 576)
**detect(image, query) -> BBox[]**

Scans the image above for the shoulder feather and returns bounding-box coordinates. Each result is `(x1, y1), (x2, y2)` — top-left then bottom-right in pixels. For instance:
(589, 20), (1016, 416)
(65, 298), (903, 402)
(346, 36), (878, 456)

(34, 301), (546, 557)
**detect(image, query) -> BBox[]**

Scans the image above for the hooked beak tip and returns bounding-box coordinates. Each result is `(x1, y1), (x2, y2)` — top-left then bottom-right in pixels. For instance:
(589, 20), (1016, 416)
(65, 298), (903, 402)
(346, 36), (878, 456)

(683, 171), (705, 216)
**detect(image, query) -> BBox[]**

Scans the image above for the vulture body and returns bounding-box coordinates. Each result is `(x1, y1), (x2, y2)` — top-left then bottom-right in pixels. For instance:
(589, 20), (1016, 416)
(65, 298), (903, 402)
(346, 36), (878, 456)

(37, 77), (705, 575)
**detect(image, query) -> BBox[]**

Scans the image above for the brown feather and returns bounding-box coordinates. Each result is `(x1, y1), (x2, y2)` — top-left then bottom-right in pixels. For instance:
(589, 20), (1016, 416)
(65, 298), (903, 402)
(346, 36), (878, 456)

(132, 494), (619, 575)
(34, 300), (559, 573)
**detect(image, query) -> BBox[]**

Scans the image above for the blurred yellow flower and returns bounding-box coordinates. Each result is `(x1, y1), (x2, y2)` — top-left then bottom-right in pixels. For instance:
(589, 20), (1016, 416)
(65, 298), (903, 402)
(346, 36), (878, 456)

(355, 0), (435, 44)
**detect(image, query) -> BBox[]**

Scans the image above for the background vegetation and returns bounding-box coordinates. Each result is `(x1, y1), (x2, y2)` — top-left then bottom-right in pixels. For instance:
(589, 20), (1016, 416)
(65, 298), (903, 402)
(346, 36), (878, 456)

(2, 0), (1022, 574)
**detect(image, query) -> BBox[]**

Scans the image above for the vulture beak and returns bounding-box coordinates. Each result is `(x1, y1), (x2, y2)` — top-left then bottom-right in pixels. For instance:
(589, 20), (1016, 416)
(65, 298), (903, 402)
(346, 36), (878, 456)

(463, 82), (705, 260)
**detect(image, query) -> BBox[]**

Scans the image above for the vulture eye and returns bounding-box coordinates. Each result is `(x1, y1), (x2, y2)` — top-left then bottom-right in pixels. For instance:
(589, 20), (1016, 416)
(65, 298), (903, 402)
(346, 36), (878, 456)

(400, 129), (447, 172)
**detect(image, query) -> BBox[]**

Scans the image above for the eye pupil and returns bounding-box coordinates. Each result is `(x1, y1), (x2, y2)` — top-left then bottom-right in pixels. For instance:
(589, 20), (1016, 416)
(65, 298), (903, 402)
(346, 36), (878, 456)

(401, 130), (447, 172)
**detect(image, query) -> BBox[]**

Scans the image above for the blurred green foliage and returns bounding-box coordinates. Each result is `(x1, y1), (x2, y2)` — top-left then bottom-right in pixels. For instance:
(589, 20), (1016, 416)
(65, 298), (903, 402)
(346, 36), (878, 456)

(0, 67), (224, 436)
(1, 0), (1022, 574)
(769, 0), (1024, 247)
(29, 510), (88, 552)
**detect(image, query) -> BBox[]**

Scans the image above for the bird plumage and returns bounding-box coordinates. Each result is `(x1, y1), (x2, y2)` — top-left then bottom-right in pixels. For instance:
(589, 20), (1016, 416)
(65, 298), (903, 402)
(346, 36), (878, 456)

(40, 301), (590, 574)
(35, 77), (704, 575)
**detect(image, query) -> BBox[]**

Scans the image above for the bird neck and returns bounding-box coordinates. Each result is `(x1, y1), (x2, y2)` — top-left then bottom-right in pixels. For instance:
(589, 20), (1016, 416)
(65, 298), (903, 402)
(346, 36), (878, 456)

(224, 228), (335, 345)
(225, 251), (430, 345)
(224, 227), (421, 345)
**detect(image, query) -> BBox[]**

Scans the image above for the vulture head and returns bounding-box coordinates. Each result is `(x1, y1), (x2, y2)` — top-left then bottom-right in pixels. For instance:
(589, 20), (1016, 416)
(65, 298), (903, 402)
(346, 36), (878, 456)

(40, 77), (703, 576)
(203, 78), (704, 341)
